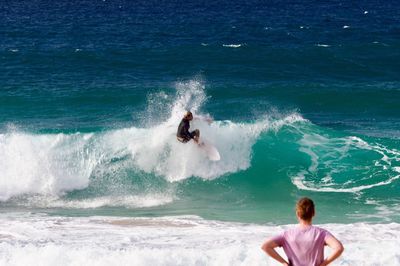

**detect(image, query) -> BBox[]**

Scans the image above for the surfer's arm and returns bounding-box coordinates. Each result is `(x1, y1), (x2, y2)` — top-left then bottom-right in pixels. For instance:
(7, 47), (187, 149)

(320, 235), (344, 266)
(177, 120), (191, 138)
(261, 239), (289, 266)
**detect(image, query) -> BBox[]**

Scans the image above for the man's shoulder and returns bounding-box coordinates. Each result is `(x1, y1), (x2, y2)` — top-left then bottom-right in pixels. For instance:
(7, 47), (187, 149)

(311, 225), (329, 233)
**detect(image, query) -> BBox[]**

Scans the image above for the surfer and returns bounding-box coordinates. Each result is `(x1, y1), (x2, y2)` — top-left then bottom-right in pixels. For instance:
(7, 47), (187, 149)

(177, 111), (200, 144)
(261, 197), (344, 266)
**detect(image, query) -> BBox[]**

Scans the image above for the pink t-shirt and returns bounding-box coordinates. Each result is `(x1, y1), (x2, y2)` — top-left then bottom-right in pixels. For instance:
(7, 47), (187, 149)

(271, 225), (332, 266)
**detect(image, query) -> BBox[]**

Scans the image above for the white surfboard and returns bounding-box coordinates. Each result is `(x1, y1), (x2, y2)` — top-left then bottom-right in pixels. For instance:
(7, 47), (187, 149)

(198, 141), (220, 161)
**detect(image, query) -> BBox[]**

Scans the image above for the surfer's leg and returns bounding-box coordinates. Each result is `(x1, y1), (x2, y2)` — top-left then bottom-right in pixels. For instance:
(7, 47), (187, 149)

(177, 136), (189, 143)
(191, 129), (200, 143)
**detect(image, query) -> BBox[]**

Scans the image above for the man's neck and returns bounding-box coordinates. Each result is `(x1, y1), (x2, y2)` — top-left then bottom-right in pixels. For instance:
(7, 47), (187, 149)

(299, 220), (312, 227)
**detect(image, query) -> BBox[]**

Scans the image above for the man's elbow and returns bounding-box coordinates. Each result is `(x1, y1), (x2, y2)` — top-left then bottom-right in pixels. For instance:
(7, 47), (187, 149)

(336, 243), (344, 254)
(261, 239), (274, 252)
(261, 242), (268, 252)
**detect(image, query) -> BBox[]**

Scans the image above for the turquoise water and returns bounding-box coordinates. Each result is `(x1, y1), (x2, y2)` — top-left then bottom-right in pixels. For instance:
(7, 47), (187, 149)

(1, 0), (399, 225)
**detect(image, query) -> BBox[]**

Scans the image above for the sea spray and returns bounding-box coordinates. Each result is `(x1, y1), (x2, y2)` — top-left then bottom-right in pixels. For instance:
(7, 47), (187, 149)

(0, 82), (304, 205)
(1, 1), (400, 264)
(1, 80), (399, 222)
(0, 132), (97, 201)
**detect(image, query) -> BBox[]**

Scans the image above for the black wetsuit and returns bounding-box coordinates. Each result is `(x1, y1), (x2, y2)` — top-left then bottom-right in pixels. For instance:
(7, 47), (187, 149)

(177, 119), (195, 142)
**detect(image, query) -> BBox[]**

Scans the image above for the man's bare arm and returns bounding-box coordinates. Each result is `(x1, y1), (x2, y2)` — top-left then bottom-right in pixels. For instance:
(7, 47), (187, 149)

(320, 235), (344, 266)
(261, 239), (289, 266)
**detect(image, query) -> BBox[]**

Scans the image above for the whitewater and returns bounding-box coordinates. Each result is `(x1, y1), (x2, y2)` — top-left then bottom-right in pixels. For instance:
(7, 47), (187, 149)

(0, 81), (399, 265)
(1, 214), (399, 266)
(1, 81), (399, 209)
(2, 0), (400, 263)
(0, 80), (306, 203)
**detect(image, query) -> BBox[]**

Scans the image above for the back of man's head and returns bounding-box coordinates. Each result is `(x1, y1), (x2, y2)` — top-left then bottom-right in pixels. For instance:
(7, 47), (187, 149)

(296, 197), (315, 221)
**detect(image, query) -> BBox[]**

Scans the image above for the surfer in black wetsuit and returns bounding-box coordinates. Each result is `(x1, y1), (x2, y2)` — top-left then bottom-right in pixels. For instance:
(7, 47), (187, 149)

(177, 111), (200, 144)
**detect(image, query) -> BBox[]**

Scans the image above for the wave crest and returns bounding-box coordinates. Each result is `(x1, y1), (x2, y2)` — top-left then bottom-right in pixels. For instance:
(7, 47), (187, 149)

(0, 79), (304, 202)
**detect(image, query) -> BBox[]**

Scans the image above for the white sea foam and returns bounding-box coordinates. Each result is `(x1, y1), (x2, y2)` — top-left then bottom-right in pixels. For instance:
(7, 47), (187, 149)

(292, 132), (400, 193)
(0, 214), (399, 266)
(110, 80), (304, 182)
(222, 44), (244, 48)
(16, 194), (175, 209)
(316, 44), (330, 47)
(293, 171), (400, 193)
(349, 199), (400, 222)
(0, 132), (98, 201)
(372, 41), (389, 46)
(0, 79), (305, 201)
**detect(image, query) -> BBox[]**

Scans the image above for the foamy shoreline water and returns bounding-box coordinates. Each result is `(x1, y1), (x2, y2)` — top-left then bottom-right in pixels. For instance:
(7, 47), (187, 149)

(0, 214), (399, 266)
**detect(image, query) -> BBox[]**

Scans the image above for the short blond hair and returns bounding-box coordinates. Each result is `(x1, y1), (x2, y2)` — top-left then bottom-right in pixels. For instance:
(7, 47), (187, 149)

(184, 111), (193, 119)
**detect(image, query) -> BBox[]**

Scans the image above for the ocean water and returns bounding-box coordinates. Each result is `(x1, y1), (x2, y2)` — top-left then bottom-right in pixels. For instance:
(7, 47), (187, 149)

(1, 0), (400, 265)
